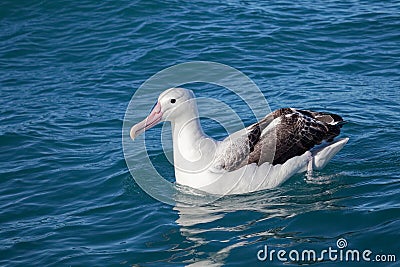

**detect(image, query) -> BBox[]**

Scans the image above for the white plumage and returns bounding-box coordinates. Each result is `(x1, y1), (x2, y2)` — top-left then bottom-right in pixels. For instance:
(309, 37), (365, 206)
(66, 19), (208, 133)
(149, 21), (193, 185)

(130, 88), (348, 195)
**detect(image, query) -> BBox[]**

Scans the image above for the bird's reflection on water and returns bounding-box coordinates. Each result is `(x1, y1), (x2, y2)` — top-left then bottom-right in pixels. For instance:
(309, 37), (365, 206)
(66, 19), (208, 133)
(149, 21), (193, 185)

(172, 178), (342, 266)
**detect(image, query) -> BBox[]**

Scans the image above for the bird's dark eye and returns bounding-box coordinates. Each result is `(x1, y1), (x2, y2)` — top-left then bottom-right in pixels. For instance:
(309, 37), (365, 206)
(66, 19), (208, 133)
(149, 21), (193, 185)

(170, 99), (176, 104)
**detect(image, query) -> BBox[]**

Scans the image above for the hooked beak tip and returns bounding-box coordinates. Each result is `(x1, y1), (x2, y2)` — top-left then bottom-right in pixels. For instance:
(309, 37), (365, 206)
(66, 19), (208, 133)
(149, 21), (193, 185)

(129, 102), (163, 141)
(130, 127), (137, 141)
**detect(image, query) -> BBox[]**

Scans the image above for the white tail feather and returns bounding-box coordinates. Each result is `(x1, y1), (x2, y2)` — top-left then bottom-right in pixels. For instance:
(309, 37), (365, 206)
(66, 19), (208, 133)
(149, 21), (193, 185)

(298, 138), (349, 173)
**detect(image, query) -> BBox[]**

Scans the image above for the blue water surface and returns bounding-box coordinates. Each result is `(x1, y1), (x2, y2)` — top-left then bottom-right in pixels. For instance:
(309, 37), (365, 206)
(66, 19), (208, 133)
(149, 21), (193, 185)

(1, 0), (399, 266)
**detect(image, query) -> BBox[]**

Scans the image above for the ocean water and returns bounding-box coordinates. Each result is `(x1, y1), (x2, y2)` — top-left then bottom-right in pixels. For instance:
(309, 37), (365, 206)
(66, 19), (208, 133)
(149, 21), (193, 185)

(1, 0), (400, 266)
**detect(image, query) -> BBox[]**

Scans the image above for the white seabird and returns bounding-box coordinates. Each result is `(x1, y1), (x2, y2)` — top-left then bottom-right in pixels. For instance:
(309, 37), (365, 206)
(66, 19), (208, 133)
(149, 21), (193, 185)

(130, 88), (349, 195)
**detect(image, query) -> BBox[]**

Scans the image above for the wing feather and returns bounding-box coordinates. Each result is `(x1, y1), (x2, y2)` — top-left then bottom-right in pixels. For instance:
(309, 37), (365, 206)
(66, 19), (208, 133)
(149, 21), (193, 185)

(211, 108), (345, 172)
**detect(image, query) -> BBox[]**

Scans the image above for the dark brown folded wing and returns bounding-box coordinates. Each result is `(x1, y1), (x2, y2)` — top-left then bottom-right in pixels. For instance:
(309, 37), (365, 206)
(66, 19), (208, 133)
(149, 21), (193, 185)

(213, 108), (345, 172)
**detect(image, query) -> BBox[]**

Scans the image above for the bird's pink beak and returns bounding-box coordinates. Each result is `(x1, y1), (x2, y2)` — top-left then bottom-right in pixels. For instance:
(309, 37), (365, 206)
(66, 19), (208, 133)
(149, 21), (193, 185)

(130, 102), (163, 140)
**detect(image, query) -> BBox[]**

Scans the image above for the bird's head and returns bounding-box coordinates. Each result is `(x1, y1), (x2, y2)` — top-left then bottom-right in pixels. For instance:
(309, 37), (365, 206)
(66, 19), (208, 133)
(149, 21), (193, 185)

(130, 87), (196, 140)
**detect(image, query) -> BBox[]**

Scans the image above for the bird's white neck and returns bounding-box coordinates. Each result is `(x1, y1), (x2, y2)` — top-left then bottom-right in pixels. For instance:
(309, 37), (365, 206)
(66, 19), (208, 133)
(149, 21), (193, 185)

(171, 109), (207, 161)
(170, 103), (217, 183)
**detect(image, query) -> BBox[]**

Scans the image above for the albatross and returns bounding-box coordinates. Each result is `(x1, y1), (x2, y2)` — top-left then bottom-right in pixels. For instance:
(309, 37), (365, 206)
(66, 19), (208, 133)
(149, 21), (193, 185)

(130, 88), (348, 195)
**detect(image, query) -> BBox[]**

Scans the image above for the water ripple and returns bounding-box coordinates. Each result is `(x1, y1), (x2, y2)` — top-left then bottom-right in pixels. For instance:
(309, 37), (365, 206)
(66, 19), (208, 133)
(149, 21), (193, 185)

(1, 0), (399, 266)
